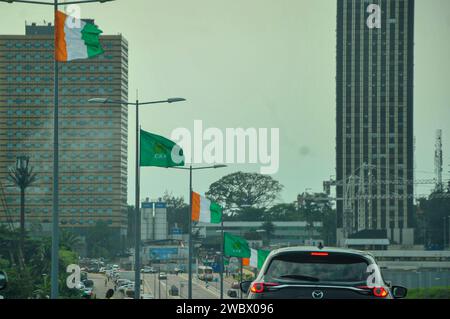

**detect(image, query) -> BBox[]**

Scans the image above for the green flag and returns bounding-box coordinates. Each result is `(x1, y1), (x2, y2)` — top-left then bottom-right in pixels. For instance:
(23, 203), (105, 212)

(250, 249), (270, 269)
(224, 232), (250, 258)
(140, 129), (185, 167)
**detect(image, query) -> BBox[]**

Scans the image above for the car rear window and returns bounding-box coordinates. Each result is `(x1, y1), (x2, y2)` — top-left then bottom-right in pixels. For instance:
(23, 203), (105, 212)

(265, 252), (371, 284)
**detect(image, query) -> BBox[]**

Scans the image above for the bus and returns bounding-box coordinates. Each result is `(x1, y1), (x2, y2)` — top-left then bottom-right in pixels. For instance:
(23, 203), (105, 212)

(197, 265), (213, 281)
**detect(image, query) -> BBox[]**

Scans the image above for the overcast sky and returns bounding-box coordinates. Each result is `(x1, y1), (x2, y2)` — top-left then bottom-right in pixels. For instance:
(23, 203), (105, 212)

(1, 0), (449, 205)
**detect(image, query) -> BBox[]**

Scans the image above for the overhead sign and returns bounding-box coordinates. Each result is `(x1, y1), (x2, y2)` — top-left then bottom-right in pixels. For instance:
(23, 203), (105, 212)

(141, 202), (167, 209)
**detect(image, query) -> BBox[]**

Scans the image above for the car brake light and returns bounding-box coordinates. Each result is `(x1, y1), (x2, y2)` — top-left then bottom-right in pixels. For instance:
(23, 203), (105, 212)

(250, 282), (279, 294)
(310, 252), (329, 256)
(372, 287), (388, 298)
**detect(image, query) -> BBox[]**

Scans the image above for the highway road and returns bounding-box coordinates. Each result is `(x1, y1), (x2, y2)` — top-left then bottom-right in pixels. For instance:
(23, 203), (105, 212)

(142, 273), (238, 299)
(89, 271), (241, 299)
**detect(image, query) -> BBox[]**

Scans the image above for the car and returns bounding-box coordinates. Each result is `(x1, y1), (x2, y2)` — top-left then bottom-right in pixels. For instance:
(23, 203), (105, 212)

(169, 285), (179, 296)
(124, 287), (144, 299)
(159, 272), (167, 280)
(81, 287), (96, 299)
(227, 289), (238, 298)
(140, 293), (154, 299)
(141, 266), (155, 274)
(75, 282), (85, 290)
(82, 279), (94, 288)
(115, 279), (132, 290)
(99, 267), (106, 273)
(174, 267), (184, 274)
(118, 283), (134, 293)
(231, 281), (240, 289)
(240, 246), (408, 299)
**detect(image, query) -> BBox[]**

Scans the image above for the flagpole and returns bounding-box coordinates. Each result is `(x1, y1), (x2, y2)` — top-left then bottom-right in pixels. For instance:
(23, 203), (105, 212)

(240, 257), (243, 299)
(50, 0), (60, 300)
(134, 99), (142, 299)
(220, 220), (224, 299)
(188, 165), (193, 299)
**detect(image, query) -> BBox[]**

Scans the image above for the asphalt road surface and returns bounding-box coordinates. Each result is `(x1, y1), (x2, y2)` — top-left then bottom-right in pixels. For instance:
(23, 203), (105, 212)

(89, 271), (240, 299)
(142, 273), (238, 299)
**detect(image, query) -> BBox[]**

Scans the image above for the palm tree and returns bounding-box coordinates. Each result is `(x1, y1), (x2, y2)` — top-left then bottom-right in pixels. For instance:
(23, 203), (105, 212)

(60, 230), (82, 251)
(8, 156), (37, 252)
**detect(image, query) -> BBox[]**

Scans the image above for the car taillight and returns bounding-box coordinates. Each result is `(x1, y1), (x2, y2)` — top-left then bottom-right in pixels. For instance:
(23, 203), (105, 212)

(357, 286), (388, 298)
(310, 252), (329, 256)
(373, 287), (388, 298)
(250, 282), (279, 294)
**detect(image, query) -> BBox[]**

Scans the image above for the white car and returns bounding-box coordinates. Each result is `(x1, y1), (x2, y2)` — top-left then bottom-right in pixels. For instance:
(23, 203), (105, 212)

(99, 267), (106, 273)
(118, 283), (134, 293)
(159, 272), (167, 280)
(116, 279), (131, 287)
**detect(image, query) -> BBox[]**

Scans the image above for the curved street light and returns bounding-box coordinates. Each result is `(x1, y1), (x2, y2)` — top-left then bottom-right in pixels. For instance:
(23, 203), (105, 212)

(89, 95), (186, 299)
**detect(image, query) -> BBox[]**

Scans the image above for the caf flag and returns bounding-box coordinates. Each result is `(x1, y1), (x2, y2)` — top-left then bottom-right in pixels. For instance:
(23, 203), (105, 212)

(224, 232), (250, 258)
(140, 129), (184, 167)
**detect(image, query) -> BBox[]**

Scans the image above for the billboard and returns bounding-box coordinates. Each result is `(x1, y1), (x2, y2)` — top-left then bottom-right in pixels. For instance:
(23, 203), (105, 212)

(149, 247), (178, 261)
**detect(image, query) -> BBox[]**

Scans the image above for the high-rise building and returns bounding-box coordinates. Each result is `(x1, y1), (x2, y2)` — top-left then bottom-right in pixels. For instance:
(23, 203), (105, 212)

(0, 22), (128, 237)
(336, 0), (415, 245)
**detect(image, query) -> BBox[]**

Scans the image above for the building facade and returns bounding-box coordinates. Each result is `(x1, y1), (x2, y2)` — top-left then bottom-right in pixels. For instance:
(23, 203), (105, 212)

(336, 0), (415, 245)
(0, 22), (128, 235)
(141, 200), (168, 241)
(199, 221), (323, 247)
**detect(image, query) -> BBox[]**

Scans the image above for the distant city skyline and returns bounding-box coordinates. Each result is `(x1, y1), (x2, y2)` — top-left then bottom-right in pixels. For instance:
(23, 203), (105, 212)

(0, 0), (449, 205)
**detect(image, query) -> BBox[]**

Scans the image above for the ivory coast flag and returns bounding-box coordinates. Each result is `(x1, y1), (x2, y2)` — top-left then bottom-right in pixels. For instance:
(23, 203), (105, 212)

(191, 192), (222, 224)
(55, 10), (104, 62)
(243, 249), (270, 269)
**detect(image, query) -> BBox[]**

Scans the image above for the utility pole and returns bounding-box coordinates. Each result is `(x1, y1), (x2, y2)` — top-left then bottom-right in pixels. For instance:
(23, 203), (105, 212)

(435, 130), (443, 192)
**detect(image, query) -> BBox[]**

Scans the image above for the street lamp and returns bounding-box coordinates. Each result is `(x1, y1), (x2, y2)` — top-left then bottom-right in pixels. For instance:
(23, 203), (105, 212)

(8, 156), (37, 252)
(89, 95), (186, 299)
(1, 0), (117, 300)
(168, 164), (227, 299)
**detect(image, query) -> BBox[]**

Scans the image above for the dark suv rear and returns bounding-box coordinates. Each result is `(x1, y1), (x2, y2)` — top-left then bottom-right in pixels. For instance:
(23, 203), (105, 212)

(241, 247), (407, 299)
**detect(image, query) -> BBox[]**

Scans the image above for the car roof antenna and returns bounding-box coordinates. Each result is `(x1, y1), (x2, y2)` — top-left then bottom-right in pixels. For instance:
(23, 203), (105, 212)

(318, 242), (324, 250)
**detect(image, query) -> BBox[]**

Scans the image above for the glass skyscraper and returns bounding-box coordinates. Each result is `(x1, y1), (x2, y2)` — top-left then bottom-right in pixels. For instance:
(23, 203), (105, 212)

(336, 0), (415, 246)
(0, 22), (128, 236)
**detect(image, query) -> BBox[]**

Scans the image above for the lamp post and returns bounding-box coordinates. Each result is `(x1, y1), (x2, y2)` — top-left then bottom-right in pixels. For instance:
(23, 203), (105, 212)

(89, 96), (185, 299)
(168, 164), (227, 299)
(1, 0), (116, 299)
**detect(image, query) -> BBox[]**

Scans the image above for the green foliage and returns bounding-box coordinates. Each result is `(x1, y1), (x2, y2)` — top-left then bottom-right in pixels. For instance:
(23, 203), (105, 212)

(206, 171), (283, 213)
(0, 226), (82, 299)
(164, 191), (189, 233)
(417, 187), (450, 246)
(85, 221), (121, 258)
(407, 287), (450, 299)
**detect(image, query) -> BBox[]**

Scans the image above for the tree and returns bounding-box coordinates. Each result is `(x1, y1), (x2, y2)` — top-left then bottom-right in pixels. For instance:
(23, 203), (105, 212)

(163, 191), (189, 233)
(297, 192), (336, 245)
(0, 226), (82, 299)
(8, 156), (37, 251)
(206, 172), (283, 216)
(85, 221), (120, 259)
(224, 207), (267, 221)
(261, 221), (275, 246)
(266, 203), (298, 221)
(417, 186), (450, 248)
(60, 230), (82, 251)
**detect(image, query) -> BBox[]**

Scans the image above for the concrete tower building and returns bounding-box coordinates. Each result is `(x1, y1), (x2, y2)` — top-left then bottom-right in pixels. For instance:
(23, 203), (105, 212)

(336, 0), (415, 246)
(0, 22), (128, 237)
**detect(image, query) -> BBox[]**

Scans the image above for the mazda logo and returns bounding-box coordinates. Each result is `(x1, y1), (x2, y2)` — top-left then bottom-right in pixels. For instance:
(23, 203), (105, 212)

(312, 290), (324, 299)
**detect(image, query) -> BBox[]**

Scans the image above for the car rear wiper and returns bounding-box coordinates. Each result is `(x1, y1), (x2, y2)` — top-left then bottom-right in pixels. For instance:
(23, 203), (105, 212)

(278, 275), (320, 282)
